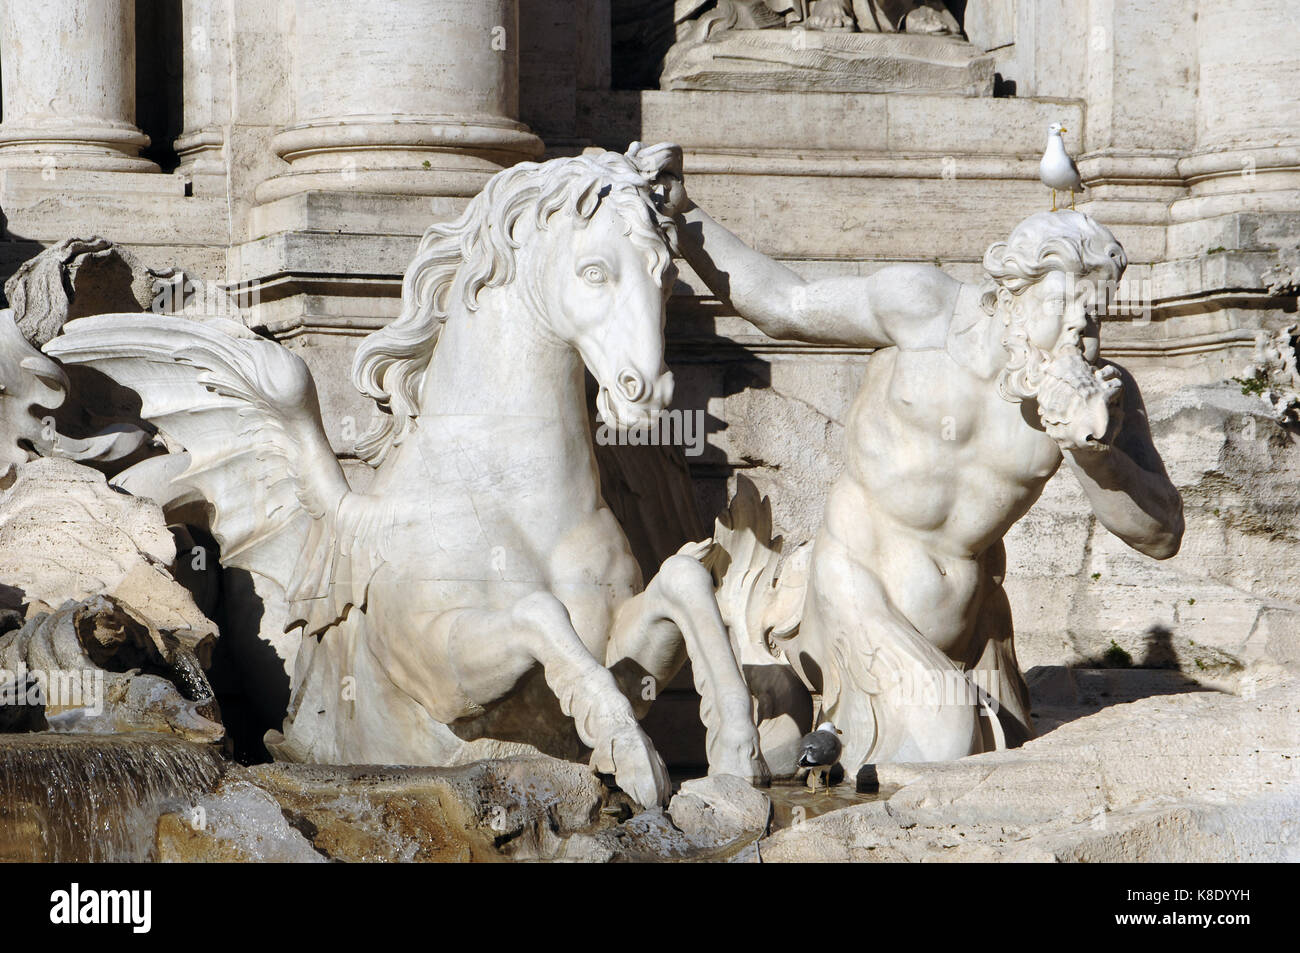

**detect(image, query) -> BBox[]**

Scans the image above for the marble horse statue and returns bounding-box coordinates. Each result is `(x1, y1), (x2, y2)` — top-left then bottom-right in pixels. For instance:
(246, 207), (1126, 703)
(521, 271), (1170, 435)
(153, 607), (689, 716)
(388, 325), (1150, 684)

(45, 146), (767, 808)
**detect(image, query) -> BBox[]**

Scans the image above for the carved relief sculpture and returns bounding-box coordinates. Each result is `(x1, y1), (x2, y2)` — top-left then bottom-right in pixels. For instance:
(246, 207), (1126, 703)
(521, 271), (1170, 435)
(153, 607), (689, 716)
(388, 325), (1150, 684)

(664, 0), (991, 93)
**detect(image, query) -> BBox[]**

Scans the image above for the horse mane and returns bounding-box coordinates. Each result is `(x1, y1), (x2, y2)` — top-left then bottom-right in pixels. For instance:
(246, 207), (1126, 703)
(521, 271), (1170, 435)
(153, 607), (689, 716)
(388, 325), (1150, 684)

(351, 148), (677, 467)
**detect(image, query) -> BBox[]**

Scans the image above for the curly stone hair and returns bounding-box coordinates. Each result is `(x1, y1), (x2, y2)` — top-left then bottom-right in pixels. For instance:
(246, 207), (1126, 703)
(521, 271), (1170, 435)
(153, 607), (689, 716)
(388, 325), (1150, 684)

(980, 210), (1127, 314)
(980, 212), (1126, 403)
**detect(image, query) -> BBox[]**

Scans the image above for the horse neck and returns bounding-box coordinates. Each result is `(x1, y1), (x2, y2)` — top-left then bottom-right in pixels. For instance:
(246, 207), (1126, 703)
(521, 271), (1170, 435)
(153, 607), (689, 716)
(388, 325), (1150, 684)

(391, 284), (602, 510)
(420, 284), (587, 421)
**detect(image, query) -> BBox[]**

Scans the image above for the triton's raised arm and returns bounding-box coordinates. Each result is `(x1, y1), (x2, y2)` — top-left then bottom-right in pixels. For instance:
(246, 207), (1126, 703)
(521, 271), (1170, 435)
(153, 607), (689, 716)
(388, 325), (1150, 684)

(639, 143), (956, 349)
(676, 203), (960, 349)
(1061, 362), (1184, 559)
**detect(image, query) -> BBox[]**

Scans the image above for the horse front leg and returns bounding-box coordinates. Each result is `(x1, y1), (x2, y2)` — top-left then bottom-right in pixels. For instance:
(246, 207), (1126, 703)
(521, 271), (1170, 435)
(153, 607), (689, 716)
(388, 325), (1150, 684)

(390, 591), (671, 808)
(606, 554), (769, 784)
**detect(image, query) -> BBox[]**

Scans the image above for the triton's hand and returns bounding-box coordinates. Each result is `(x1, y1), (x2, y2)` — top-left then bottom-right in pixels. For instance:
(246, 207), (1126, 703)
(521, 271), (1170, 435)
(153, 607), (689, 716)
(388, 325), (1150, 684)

(1097, 363), (1126, 443)
(1037, 354), (1118, 451)
(628, 141), (689, 218)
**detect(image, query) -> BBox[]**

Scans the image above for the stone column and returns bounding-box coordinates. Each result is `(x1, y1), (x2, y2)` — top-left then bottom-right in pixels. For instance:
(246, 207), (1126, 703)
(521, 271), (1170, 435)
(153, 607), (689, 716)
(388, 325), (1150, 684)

(255, 0), (542, 203)
(1071, 0), (1197, 260)
(0, 0), (157, 172)
(173, 0), (231, 179)
(1172, 0), (1300, 221)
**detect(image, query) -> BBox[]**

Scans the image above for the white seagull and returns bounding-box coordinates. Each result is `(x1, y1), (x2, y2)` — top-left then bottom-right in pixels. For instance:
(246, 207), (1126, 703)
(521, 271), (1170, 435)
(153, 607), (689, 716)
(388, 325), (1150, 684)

(796, 721), (843, 793)
(1040, 121), (1085, 211)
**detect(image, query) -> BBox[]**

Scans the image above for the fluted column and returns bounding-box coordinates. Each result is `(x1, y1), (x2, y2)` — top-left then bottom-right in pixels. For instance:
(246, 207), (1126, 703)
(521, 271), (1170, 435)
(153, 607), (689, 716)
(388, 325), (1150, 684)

(255, 0), (542, 203)
(0, 0), (157, 172)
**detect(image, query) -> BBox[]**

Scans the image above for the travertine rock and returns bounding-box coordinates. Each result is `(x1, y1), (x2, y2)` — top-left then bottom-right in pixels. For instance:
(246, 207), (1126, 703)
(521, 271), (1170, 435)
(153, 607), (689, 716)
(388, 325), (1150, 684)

(0, 596), (222, 743)
(0, 457), (216, 642)
(161, 756), (772, 862)
(156, 779), (324, 863)
(1007, 382), (1300, 676)
(4, 237), (163, 348)
(154, 755), (772, 862)
(29, 669), (1290, 863)
(248, 757), (609, 862)
(758, 673), (1300, 861)
(668, 772), (772, 848)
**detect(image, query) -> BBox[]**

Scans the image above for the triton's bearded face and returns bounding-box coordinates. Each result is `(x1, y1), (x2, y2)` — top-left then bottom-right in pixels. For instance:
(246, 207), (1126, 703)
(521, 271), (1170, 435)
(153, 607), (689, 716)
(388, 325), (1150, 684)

(1021, 269), (1094, 355)
(995, 269), (1118, 449)
(996, 270), (1101, 402)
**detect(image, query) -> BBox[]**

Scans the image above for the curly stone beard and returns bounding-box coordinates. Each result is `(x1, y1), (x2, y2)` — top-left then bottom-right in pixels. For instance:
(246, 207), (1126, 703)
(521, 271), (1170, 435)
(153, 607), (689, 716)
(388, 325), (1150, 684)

(996, 319), (1053, 403)
(996, 302), (1114, 449)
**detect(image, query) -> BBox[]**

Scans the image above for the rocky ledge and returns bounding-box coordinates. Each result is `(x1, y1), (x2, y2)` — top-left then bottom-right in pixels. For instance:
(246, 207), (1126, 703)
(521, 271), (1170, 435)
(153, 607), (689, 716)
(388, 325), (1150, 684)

(150, 665), (1299, 863)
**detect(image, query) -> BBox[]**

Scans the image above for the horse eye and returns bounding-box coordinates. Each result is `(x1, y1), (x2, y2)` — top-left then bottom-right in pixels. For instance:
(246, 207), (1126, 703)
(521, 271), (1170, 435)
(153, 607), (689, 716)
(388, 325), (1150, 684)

(582, 265), (607, 285)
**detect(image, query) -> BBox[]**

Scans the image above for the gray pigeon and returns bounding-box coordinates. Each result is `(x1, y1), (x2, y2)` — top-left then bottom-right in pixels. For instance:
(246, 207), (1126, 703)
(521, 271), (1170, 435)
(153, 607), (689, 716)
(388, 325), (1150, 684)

(796, 721), (843, 792)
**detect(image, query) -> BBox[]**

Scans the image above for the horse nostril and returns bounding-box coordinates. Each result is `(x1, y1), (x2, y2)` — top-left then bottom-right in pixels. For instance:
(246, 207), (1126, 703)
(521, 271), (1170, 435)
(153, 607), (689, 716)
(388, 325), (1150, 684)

(617, 369), (646, 403)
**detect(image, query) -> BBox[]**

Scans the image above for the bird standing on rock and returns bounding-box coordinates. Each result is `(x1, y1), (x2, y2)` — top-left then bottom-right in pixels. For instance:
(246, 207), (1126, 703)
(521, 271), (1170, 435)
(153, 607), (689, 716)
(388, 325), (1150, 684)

(1040, 121), (1085, 212)
(796, 721), (843, 793)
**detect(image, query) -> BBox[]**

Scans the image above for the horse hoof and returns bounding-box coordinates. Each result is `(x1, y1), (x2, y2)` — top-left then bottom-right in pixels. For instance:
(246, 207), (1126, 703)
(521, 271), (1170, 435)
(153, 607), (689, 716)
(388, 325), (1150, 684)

(712, 731), (771, 786)
(593, 726), (671, 809)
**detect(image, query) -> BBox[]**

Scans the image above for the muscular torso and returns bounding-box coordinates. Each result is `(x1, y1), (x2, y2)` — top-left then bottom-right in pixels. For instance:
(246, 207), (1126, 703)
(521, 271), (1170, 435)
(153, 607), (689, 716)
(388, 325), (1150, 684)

(824, 312), (1063, 657)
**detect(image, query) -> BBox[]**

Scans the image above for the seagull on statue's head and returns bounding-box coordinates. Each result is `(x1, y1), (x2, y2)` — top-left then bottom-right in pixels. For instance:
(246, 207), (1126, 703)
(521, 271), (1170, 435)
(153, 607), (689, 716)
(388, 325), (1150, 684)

(796, 721), (843, 793)
(1040, 121), (1085, 212)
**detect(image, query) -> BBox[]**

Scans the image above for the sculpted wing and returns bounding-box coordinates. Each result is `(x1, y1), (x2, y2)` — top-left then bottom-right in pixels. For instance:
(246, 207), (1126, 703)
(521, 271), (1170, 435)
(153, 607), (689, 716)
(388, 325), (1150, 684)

(45, 315), (352, 628)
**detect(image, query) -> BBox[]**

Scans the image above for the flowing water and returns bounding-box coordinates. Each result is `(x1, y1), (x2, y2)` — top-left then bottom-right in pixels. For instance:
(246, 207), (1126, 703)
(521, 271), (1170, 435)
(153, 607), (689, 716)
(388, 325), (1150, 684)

(0, 733), (226, 862)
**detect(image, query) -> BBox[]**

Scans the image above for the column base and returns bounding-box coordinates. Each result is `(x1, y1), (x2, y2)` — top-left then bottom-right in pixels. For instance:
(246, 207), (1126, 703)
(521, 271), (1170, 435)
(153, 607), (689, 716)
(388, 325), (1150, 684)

(0, 118), (158, 173)
(1172, 145), (1300, 221)
(254, 115), (544, 203)
(1073, 151), (1188, 262)
(175, 127), (227, 177)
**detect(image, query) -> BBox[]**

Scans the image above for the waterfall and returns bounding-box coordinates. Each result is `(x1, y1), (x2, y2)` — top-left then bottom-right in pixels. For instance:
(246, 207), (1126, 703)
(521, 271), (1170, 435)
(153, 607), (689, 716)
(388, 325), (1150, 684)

(0, 733), (226, 862)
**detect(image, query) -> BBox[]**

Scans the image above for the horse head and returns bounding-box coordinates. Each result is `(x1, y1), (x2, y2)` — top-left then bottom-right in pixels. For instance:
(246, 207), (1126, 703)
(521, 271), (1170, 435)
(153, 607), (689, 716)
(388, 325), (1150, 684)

(351, 144), (681, 464)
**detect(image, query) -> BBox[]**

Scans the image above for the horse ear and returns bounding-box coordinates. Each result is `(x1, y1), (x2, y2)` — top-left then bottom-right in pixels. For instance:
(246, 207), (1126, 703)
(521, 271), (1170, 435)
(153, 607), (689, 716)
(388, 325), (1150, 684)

(573, 180), (605, 221)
